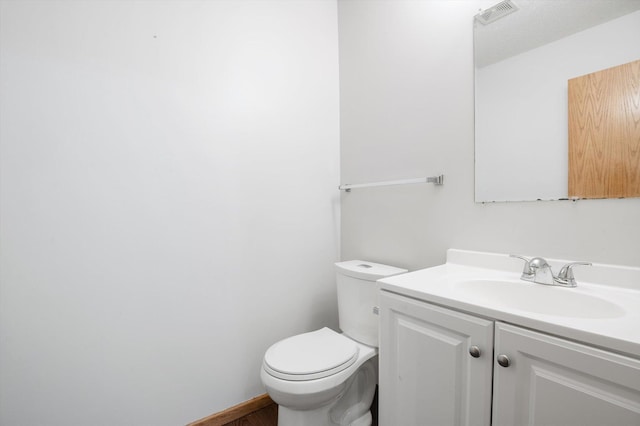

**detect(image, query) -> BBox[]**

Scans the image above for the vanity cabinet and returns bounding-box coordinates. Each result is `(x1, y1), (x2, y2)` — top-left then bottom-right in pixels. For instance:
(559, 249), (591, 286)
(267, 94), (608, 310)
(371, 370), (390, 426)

(379, 291), (640, 426)
(378, 291), (494, 426)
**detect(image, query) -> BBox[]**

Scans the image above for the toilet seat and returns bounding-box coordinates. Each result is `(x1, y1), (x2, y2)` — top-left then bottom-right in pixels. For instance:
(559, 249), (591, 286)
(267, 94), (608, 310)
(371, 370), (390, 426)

(263, 327), (359, 381)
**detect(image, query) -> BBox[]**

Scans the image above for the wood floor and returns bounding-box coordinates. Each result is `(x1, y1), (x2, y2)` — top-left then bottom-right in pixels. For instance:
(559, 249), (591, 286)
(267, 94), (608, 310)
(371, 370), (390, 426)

(193, 387), (377, 426)
(222, 403), (277, 426)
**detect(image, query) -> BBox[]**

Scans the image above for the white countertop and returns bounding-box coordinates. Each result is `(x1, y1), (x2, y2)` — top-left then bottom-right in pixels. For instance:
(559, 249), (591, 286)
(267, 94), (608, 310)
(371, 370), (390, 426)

(378, 249), (640, 358)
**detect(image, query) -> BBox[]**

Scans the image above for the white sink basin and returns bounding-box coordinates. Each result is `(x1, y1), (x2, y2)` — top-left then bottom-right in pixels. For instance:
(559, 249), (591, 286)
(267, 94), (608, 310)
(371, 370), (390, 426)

(378, 249), (640, 357)
(453, 279), (625, 319)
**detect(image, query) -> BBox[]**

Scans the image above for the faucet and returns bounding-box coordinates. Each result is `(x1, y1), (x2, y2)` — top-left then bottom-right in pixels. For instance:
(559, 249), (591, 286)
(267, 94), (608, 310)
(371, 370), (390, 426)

(510, 255), (592, 287)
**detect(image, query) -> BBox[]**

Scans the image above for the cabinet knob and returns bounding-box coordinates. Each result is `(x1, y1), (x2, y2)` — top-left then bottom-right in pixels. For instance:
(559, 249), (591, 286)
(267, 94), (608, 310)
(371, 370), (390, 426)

(469, 345), (481, 358)
(497, 354), (511, 368)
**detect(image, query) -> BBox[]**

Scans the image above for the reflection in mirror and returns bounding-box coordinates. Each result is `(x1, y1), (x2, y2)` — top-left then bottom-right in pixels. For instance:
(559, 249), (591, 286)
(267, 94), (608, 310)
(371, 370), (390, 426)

(568, 59), (640, 199)
(474, 0), (640, 202)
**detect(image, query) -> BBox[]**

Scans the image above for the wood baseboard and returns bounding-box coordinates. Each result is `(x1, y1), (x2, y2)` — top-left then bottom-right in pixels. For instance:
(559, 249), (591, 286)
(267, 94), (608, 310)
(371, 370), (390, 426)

(187, 394), (275, 426)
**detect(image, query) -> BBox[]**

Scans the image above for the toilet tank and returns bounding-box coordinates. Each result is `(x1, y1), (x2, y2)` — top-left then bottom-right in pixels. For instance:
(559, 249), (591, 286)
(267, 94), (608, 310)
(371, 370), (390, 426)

(335, 260), (407, 347)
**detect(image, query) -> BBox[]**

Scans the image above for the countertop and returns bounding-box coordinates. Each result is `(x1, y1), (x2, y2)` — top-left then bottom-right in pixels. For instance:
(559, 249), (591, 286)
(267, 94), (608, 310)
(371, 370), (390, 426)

(378, 249), (640, 358)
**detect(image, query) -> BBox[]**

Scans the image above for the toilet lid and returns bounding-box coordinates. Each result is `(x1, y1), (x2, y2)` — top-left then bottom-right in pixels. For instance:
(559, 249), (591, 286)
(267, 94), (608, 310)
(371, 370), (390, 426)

(263, 327), (359, 381)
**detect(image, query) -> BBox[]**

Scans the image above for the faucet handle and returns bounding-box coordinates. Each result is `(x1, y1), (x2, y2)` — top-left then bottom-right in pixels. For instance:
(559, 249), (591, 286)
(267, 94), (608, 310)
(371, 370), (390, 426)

(556, 262), (592, 287)
(509, 254), (534, 280)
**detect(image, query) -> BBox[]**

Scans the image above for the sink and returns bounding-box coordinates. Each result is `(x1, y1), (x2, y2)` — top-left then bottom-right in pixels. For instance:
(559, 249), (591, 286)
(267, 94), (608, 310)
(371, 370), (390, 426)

(378, 249), (640, 356)
(453, 279), (625, 318)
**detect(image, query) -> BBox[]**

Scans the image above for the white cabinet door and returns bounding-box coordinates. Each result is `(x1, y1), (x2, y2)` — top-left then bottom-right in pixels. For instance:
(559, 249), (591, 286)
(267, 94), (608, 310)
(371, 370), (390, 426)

(379, 291), (494, 426)
(493, 322), (640, 426)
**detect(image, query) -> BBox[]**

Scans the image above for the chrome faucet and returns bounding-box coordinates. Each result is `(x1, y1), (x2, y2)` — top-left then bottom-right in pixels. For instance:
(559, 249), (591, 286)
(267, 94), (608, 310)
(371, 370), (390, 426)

(528, 257), (555, 285)
(510, 255), (592, 287)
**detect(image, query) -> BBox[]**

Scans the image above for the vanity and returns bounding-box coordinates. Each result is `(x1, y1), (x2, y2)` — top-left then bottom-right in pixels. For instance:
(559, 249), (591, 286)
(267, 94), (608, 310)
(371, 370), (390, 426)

(377, 249), (640, 426)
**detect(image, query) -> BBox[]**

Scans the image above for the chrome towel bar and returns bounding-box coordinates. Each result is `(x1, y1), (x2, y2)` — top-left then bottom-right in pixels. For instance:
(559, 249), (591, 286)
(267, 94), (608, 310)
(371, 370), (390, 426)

(338, 175), (444, 192)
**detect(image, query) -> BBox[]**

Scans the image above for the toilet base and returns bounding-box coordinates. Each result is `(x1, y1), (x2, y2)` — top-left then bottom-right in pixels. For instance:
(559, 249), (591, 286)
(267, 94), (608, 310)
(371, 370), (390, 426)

(278, 405), (372, 426)
(274, 358), (377, 426)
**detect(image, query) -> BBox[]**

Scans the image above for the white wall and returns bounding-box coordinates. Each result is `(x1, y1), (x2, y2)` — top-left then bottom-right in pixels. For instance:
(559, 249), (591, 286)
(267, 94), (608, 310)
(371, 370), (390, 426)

(0, 1), (340, 425)
(476, 10), (640, 202)
(339, 0), (640, 270)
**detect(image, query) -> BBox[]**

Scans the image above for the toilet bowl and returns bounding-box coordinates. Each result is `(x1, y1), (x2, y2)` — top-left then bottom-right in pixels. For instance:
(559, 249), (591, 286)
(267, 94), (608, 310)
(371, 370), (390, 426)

(261, 261), (407, 426)
(261, 327), (377, 425)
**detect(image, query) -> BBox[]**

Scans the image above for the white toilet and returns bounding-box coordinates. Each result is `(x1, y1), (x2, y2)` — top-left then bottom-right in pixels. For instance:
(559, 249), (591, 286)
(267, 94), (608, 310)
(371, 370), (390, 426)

(261, 260), (407, 426)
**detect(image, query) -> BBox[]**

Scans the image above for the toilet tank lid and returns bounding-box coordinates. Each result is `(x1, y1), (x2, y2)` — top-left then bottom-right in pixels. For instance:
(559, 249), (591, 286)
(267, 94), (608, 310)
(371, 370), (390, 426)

(335, 260), (407, 281)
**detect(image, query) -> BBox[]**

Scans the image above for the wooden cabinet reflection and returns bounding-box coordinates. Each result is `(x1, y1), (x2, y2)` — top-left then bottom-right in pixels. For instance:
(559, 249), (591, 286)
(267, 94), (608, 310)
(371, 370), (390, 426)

(568, 59), (640, 199)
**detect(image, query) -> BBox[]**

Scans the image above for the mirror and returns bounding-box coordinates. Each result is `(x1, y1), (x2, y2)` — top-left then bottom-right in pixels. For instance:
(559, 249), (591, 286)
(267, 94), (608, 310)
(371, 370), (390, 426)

(474, 0), (640, 202)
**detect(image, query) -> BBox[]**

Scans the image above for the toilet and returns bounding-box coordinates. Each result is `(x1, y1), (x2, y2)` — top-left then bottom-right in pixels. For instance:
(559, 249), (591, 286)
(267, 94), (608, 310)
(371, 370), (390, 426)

(261, 260), (407, 426)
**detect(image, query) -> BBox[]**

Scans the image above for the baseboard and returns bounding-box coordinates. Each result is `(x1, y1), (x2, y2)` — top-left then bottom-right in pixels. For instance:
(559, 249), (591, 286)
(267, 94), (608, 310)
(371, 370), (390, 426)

(187, 393), (275, 426)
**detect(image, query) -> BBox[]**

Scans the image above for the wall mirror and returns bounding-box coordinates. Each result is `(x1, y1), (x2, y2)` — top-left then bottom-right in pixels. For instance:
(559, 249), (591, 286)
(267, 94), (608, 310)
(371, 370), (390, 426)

(474, 0), (640, 202)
